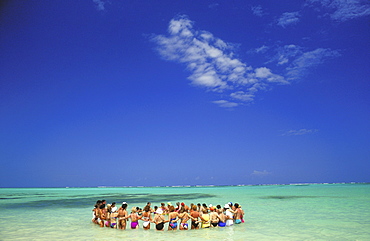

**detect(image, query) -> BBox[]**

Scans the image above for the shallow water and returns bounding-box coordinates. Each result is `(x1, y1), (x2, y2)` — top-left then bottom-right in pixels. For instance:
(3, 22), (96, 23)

(1, 184), (369, 240)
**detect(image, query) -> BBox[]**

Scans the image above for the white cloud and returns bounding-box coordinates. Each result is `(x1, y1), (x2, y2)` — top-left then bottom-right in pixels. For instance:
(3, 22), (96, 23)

(93, 0), (106, 11)
(212, 100), (239, 108)
(152, 16), (288, 107)
(252, 170), (271, 176)
(282, 129), (319, 136)
(277, 12), (301, 27)
(307, 0), (370, 21)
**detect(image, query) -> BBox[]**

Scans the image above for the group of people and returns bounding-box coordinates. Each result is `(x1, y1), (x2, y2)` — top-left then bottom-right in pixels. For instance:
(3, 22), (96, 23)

(92, 200), (245, 231)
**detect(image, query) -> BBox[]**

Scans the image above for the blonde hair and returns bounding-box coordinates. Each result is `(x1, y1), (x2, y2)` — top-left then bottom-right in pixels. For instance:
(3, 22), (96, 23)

(131, 207), (137, 213)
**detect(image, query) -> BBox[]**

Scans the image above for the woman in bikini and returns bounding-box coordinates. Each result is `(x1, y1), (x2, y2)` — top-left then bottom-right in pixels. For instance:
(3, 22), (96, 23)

(141, 205), (152, 230)
(117, 202), (128, 230)
(167, 205), (179, 231)
(178, 207), (193, 230)
(129, 206), (141, 229)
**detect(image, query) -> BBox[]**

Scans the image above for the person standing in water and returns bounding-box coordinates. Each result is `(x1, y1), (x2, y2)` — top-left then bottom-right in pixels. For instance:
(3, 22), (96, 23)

(129, 207), (141, 229)
(234, 203), (244, 224)
(141, 205), (152, 230)
(168, 205), (179, 230)
(224, 204), (234, 226)
(117, 202), (128, 230)
(209, 207), (219, 227)
(178, 207), (193, 230)
(153, 208), (168, 231)
(190, 205), (203, 229)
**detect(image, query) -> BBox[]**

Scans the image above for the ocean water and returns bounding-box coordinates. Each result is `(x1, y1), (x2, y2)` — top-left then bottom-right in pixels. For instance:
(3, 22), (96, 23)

(0, 184), (369, 240)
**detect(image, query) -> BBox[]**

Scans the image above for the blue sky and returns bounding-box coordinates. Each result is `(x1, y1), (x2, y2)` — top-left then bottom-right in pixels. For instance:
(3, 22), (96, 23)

(0, 0), (369, 187)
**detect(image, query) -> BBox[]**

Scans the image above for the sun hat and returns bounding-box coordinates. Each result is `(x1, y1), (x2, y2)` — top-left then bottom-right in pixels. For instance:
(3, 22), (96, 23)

(224, 204), (229, 209)
(122, 202), (127, 205)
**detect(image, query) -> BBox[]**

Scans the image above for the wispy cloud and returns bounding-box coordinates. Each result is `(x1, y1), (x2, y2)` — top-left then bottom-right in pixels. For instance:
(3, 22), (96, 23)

(282, 129), (318, 136)
(307, 0), (370, 21)
(252, 5), (266, 17)
(212, 100), (238, 108)
(93, 0), (106, 11)
(277, 11), (301, 27)
(265, 45), (340, 80)
(152, 16), (288, 107)
(252, 170), (271, 176)
(286, 48), (340, 80)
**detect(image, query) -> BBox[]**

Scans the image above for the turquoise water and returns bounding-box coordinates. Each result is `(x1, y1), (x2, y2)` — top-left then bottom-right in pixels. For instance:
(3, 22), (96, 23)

(0, 184), (369, 240)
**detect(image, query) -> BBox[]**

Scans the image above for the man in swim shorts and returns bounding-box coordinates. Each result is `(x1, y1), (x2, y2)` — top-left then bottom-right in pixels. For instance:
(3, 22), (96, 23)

(190, 205), (201, 229)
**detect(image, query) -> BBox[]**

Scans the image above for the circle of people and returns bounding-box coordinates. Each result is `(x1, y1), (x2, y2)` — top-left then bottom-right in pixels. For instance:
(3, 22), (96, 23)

(92, 200), (245, 231)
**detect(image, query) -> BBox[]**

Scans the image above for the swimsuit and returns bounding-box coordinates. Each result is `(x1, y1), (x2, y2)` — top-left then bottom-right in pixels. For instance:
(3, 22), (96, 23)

(218, 221), (226, 227)
(235, 219), (242, 224)
(169, 218), (177, 229)
(156, 222), (164, 230)
(142, 216), (150, 228)
(211, 222), (218, 227)
(191, 220), (199, 228)
(226, 219), (233, 226)
(131, 221), (138, 229)
(201, 214), (210, 228)
(181, 223), (188, 229)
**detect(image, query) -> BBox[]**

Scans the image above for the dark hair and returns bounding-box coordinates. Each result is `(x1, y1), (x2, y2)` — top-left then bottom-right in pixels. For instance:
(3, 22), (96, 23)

(121, 203), (127, 209)
(112, 202), (116, 205)
(216, 205), (221, 209)
(99, 204), (105, 209)
(202, 203), (207, 208)
(144, 205), (150, 212)
(154, 205), (158, 210)
(169, 205), (175, 212)
(234, 203), (239, 208)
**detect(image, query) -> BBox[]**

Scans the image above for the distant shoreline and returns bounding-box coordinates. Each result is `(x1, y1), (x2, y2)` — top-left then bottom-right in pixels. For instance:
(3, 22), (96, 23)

(1, 182), (369, 189)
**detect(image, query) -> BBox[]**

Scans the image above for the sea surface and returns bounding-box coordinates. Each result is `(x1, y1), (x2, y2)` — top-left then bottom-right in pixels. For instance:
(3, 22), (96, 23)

(0, 183), (369, 240)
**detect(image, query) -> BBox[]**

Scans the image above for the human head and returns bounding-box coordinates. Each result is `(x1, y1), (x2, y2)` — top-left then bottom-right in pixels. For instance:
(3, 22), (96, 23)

(131, 207), (137, 213)
(169, 205), (175, 212)
(144, 205), (150, 212)
(122, 202), (128, 210)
